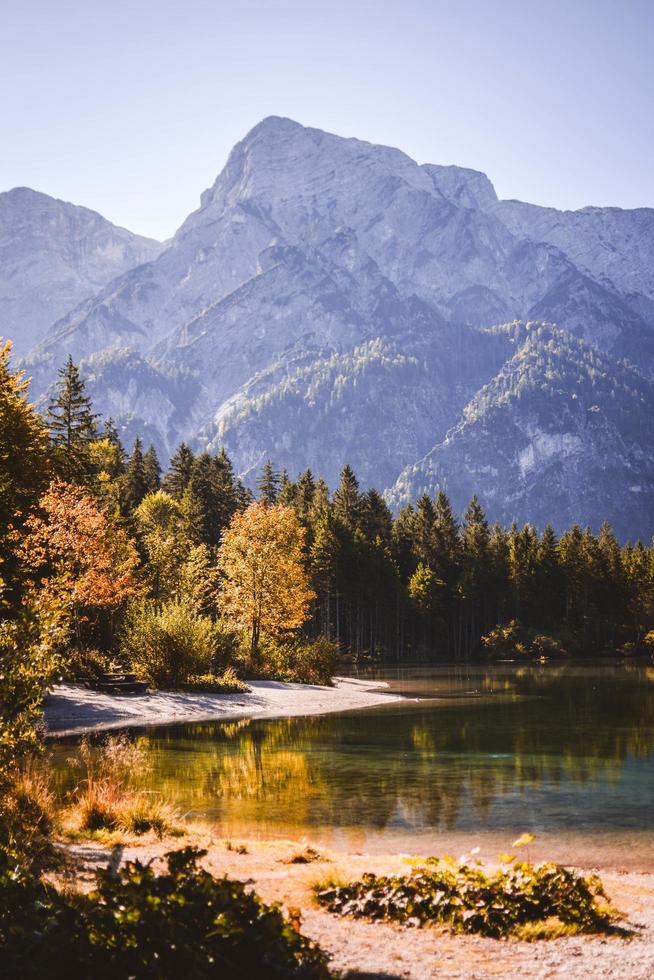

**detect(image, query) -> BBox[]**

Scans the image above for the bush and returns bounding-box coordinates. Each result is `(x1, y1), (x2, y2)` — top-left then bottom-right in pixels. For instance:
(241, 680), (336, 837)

(316, 856), (619, 939)
(181, 668), (249, 694)
(481, 620), (567, 660)
(121, 600), (223, 688)
(257, 635), (337, 685)
(0, 846), (331, 978)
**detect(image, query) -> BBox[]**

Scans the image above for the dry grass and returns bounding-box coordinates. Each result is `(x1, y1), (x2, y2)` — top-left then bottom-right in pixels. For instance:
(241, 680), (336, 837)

(62, 735), (182, 839)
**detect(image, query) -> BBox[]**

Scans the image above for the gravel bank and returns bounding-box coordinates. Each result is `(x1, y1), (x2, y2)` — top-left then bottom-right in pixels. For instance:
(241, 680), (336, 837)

(44, 677), (401, 737)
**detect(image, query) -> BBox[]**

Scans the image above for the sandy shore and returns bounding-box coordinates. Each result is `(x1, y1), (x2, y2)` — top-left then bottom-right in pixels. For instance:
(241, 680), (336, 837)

(44, 677), (402, 737)
(61, 834), (654, 980)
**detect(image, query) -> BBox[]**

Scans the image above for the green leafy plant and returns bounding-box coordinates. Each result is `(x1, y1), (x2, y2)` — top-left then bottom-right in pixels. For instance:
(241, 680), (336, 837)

(481, 620), (567, 660)
(315, 856), (620, 939)
(256, 635), (337, 685)
(0, 847), (331, 978)
(181, 667), (249, 693)
(120, 599), (222, 687)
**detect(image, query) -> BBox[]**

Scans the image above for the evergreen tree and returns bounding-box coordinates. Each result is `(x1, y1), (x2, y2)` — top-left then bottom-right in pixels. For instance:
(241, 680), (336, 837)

(102, 418), (125, 476)
(47, 355), (98, 481)
(163, 443), (195, 499)
(122, 437), (149, 513)
(143, 445), (162, 494)
(360, 489), (393, 548)
(186, 452), (238, 547)
(258, 459), (280, 505)
(296, 469), (316, 521)
(333, 464), (361, 530)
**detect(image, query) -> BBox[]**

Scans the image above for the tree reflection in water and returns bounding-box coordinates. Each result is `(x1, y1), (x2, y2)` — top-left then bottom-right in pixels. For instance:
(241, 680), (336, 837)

(48, 664), (654, 839)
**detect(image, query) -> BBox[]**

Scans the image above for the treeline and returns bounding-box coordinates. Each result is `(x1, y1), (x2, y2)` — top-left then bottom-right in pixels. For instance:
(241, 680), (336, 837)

(2, 346), (654, 660)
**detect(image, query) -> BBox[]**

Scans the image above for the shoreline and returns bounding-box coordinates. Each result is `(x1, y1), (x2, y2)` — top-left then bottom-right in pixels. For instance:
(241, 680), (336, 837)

(62, 833), (654, 980)
(44, 676), (403, 737)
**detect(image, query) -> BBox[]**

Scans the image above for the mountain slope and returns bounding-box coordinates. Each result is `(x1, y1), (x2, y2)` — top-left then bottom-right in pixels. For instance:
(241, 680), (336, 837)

(0, 188), (162, 355)
(388, 322), (654, 538)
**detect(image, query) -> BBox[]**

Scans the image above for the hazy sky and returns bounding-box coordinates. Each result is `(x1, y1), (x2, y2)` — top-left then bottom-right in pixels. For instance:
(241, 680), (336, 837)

(3, 0), (653, 240)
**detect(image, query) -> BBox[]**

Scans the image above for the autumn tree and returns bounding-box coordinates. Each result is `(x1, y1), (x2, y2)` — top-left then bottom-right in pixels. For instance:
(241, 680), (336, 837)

(20, 480), (140, 647)
(133, 490), (186, 601)
(219, 502), (314, 659)
(0, 340), (51, 606)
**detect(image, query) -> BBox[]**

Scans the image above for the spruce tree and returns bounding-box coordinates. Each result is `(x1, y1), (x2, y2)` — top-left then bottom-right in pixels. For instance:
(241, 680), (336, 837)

(103, 417), (126, 475)
(296, 469), (316, 520)
(360, 489), (393, 547)
(47, 355), (98, 481)
(143, 445), (162, 494)
(333, 464), (361, 530)
(257, 459), (280, 505)
(186, 452), (238, 546)
(163, 443), (195, 499)
(122, 437), (149, 512)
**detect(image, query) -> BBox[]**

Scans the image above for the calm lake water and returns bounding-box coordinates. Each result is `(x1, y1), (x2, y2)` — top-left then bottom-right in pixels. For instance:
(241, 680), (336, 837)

(48, 663), (654, 869)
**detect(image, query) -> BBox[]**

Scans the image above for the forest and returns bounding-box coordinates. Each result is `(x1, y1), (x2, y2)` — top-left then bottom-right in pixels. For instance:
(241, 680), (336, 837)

(2, 340), (653, 682)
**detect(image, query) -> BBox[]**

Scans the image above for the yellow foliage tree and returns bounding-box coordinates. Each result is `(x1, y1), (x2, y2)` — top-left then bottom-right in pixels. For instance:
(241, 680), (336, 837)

(20, 479), (140, 646)
(218, 502), (314, 658)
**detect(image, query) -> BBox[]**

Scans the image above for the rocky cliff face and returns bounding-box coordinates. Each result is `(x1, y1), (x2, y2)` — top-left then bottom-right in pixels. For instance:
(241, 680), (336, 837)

(17, 118), (654, 536)
(0, 188), (162, 355)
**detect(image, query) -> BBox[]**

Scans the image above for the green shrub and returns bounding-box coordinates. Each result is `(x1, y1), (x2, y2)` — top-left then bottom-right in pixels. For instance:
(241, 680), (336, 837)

(316, 857), (618, 939)
(481, 620), (567, 660)
(0, 846), (330, 978)
(257, 635), (337, 686)
(121, 600), (223, 688)
(181, 668), (249, 694)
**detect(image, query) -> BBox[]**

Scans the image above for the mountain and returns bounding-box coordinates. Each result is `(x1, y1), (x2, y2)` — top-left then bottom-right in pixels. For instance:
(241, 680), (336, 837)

(388, 322), (654, 539)
(0, 187), (162, 355)
(19, 118), (654, 537)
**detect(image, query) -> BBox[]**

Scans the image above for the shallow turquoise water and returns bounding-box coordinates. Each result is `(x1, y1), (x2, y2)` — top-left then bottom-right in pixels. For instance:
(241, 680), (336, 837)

(48, 663), (654, 866)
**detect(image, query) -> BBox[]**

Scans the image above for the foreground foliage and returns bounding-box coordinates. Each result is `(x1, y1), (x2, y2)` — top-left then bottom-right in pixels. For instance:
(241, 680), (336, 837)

(64, 735), (180, 838)
(0, 846), (331, 978)
(315, 857), (619, 939)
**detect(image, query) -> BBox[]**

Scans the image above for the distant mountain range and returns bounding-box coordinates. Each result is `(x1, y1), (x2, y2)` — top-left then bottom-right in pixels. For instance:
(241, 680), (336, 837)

(4, 117), (653, 537)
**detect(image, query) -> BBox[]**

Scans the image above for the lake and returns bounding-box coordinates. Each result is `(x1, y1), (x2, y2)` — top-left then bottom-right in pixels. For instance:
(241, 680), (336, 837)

(48, 662), (654, 870)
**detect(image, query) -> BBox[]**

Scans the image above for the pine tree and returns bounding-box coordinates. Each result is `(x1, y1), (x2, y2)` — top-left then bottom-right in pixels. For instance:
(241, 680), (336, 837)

(296, 469), (316, 521)
(143, 445), (162, 494)
(257, 459), (280, 505)
(413, 494), (436, 565)
(102, 418), (125, 476)
(47, 355), (98, 481)
(163, 443), (195, 499)
(360, 489), (393, 547)
(186, 452), (238, 546)
(122, 437), (149, 512)
(333, 464), (361, 530)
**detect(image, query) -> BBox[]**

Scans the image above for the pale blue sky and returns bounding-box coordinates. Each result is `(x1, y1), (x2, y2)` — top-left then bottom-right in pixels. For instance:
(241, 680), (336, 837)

(3, 0), (653, 240)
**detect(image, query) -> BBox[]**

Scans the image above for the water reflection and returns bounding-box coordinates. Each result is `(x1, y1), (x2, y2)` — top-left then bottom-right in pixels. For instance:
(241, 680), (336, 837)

(48, 664), (654, 841)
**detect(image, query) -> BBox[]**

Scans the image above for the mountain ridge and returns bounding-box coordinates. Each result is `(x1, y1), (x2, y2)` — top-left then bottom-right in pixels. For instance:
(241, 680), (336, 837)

(10, 116), (654, 537)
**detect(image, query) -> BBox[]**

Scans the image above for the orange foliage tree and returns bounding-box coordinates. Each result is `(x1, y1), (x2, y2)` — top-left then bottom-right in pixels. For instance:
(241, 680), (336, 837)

(20, 480), (140, 645)
(218, 502), (314, 658)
